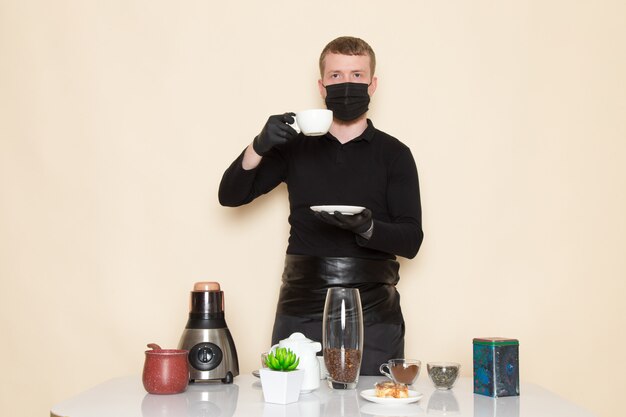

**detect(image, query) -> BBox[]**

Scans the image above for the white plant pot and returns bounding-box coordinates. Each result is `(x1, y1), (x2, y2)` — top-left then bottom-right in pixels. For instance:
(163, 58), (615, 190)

(259, 368), (305, 404)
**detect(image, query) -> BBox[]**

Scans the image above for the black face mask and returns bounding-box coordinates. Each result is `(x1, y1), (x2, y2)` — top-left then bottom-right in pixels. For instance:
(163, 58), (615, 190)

(324, 82), (371, 121)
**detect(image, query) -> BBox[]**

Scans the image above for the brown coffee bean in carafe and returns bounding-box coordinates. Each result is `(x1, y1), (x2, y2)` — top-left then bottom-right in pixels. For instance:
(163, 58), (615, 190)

(324, 347), (361, 383)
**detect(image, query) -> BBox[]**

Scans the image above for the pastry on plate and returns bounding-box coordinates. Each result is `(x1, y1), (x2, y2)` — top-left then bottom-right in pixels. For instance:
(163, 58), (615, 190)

(375, 380), (409, 398)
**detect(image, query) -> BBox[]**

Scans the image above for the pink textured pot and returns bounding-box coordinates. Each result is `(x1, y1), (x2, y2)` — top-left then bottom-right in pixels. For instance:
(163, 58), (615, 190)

(142, 345), (189, 395)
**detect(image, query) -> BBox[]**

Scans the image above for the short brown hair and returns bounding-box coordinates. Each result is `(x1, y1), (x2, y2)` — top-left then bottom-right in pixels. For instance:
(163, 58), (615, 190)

(319, 36), (376, 77)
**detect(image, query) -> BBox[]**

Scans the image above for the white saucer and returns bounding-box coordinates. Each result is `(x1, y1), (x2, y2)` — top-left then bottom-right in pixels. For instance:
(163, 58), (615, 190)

(360, 389), (423, 405)
(310, 205), (365, 215)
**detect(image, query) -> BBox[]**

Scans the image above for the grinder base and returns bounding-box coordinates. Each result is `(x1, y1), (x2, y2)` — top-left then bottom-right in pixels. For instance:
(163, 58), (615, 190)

(178, 328), (239, 383)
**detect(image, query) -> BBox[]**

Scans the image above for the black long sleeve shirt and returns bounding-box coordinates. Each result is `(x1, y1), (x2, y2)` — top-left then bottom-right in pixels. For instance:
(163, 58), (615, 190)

(218, 120), (423, 260)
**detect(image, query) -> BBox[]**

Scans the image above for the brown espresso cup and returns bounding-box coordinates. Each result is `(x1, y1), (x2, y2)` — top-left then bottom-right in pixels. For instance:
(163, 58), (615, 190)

(379, 358), (421, 385)
(142, 347), (190, 394)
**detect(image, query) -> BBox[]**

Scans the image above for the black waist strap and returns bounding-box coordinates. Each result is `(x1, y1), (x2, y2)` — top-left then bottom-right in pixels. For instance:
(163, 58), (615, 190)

(282, 254), (400, 287)
(276, 255), (403, 323)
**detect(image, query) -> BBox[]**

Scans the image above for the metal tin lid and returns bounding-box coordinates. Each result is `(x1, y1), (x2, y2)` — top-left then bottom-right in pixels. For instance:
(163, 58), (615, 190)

(473, 337), (519, 346)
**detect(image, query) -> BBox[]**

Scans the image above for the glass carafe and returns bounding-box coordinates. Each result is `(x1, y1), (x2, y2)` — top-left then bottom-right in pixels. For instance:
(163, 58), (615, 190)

(322, 287), (364, 389)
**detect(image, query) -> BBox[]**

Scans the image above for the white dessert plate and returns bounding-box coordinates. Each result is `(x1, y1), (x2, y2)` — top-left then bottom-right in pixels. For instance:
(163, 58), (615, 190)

(310, 205), (365, 215)
(360, 389), (423, 405)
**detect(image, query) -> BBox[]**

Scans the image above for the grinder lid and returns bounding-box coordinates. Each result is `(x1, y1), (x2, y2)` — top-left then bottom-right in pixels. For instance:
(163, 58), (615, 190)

(194, 282), (220, 292)
(189, 281), (225, 318)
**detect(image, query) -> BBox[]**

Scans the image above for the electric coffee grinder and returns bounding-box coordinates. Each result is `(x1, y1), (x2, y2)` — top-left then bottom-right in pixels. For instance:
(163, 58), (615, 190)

(178, 282), (239, 383)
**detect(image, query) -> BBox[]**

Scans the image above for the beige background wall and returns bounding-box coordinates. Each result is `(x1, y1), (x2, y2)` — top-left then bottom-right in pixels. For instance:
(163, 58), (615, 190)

(1, 1), (624, 416)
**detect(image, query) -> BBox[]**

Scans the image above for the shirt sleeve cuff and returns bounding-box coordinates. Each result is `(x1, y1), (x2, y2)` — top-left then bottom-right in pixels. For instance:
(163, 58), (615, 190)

(357, 221), (374, 242)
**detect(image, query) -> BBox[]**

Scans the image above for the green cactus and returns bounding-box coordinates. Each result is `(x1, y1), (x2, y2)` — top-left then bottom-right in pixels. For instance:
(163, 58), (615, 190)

(265, 347), (300, 371)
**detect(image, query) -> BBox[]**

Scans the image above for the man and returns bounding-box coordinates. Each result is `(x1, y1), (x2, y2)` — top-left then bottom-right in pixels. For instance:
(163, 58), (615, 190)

(218, 36), (423, 375)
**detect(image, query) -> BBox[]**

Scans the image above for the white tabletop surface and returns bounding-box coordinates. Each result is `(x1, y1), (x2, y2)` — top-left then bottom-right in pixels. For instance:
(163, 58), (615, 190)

(50, 373), (597, 417)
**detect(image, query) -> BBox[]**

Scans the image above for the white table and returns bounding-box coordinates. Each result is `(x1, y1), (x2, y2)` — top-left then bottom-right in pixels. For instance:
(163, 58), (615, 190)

(50, 374), (597, 417)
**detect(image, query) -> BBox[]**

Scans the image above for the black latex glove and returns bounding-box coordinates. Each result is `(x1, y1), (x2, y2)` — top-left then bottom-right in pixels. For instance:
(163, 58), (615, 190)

(252, 112), (298, 156)
(316, 209), (373, 235)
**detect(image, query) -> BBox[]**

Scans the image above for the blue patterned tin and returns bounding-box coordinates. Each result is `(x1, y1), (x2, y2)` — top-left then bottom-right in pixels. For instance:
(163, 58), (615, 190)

(473, 337), (519, 397)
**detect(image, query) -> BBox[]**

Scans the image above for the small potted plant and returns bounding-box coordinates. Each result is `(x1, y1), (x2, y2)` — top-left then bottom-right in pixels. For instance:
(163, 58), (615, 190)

(259, 347), (304, 404)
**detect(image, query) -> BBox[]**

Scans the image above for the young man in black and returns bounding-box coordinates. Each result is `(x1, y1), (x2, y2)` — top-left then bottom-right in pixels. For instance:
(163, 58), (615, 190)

(219, 36), (423, 374)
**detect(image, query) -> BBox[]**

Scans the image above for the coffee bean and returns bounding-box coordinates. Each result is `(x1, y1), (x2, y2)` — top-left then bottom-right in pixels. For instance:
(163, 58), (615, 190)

(324, 348), (361, 383)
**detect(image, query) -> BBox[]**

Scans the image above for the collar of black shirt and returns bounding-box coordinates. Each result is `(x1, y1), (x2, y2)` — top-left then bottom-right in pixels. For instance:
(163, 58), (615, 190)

(325, 119), (376, 144)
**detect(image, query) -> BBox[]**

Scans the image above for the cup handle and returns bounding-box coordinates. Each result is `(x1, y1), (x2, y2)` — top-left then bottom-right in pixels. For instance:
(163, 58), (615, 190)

(379, 363), (392, 380)
(290, 117), (300, 133)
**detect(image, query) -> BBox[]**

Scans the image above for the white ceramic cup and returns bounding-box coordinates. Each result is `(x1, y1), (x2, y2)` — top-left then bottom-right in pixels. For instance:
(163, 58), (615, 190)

(295, 109), (333, 136)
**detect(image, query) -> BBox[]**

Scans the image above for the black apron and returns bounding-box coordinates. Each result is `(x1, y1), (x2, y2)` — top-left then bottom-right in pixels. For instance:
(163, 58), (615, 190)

(271, 254), (405, 375)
